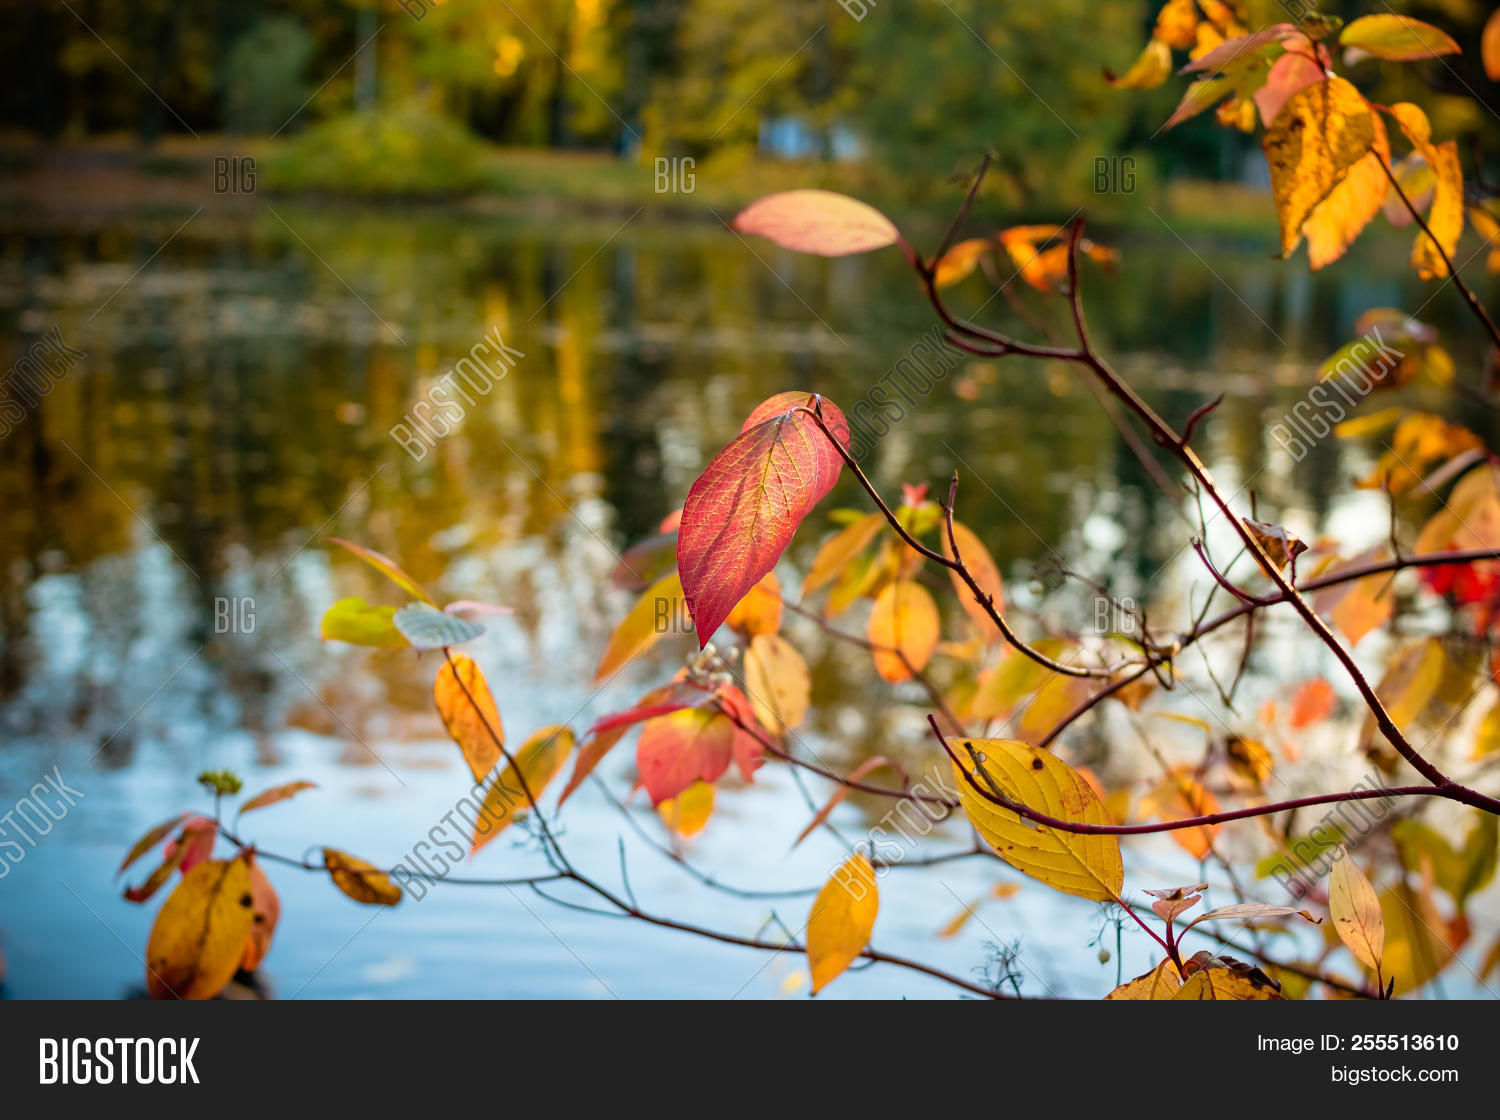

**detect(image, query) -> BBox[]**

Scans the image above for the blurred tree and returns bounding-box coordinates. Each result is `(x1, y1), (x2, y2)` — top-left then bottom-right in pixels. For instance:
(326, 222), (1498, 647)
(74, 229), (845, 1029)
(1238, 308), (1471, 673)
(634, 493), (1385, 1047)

(223, 17), (316, 135)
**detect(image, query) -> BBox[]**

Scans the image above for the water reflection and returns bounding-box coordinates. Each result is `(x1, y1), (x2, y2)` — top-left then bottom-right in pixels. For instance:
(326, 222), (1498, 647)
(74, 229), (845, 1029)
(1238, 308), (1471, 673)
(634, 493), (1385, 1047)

(1, 204), (1495, 997)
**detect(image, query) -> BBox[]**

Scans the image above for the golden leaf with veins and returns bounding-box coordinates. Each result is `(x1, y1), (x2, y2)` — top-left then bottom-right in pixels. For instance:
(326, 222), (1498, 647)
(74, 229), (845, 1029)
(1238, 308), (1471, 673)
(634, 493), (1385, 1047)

(952, 738), (1123, 902)
(1262, 76), (1376, 258)
(1303, 108), (1389, 270)
(1105, 958), (1182, 999)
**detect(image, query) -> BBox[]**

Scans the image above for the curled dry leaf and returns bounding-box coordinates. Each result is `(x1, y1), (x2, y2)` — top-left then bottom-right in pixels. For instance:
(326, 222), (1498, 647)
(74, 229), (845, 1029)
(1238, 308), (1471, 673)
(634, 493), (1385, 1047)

(1144, 883), (1208, 923)
(323, 847), (402, 906)
(806, 852), (878, 994)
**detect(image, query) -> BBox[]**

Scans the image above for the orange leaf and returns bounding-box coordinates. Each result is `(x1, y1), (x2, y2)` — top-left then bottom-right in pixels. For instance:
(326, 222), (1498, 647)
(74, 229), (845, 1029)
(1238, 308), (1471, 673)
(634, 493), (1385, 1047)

(940, 519), (1005, 639)
(731, 190), (900, 256)
(932, 238), (993, 288)
(434, 654), (504, 783)
(678, 393), (848, 645)
(1485, 7), (1500, 81)
(238, 780), (317, 816)
(1290, 677), (1336, 728)
(725, 571), (783, 637)
(118, 812), (193, 876)
(1262, 76), (1377, 259)
(240, 855), (281, 971)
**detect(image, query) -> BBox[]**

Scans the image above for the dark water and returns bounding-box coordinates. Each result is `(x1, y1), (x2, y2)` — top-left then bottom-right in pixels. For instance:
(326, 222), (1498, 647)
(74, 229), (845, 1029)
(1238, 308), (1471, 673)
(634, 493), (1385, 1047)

(0, 202), (1495, 998)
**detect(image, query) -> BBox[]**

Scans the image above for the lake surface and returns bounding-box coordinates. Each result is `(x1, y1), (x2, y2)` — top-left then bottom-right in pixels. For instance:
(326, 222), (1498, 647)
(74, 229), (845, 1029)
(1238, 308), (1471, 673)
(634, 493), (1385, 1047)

(1, 197), (1496, 998)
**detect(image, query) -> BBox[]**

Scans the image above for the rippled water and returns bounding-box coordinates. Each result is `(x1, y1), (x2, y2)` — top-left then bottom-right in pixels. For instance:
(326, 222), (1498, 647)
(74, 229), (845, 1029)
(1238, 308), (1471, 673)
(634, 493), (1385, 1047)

(1, 202), (1495, 998)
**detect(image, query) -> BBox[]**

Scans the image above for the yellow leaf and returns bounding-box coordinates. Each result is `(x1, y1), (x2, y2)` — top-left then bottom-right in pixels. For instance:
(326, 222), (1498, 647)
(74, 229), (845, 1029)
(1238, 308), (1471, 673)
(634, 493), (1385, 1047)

(1329, 849), (1385, 974)
(1387, 104), (1464, 280)
(742, 633), (810, 736)
(868, 578), (939, 682)
(658, 780), (715, 837)
(1107, 36), (1173, 90)
(803, 513), (884, 595)
(940, 519), (1005, 640)
(1174, 968), (1285, 999)
(1338, 14), (1460, 61)
(806, 853), (878, 994)
(1153, 0), (1198, 50)
(323, 847), (402, 906)
(1303, 109), (1390, 270)
(1105, 958), (1182, 999)
(1262, 76), (1377, 258)
(952, 738), (1123, 902)
(144, 855), (257, 1000)
(594, 571), (687, 683)
(725, 570), (783, 637)
(434, 654), (505, 783)
(472, 724), (574, 854)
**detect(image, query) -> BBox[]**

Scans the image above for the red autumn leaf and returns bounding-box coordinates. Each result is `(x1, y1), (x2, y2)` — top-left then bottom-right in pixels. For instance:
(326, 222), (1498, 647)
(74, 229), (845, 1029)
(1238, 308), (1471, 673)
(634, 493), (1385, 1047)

(730, 190), (901, 257)
(678, 392), (849, 646)
(714, 684), (767, 782)
(557, 681), (713, 806)
(1290, 677), (1336, 728)
(637, 706), (736, 805)
(164, 816), (218, 874)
